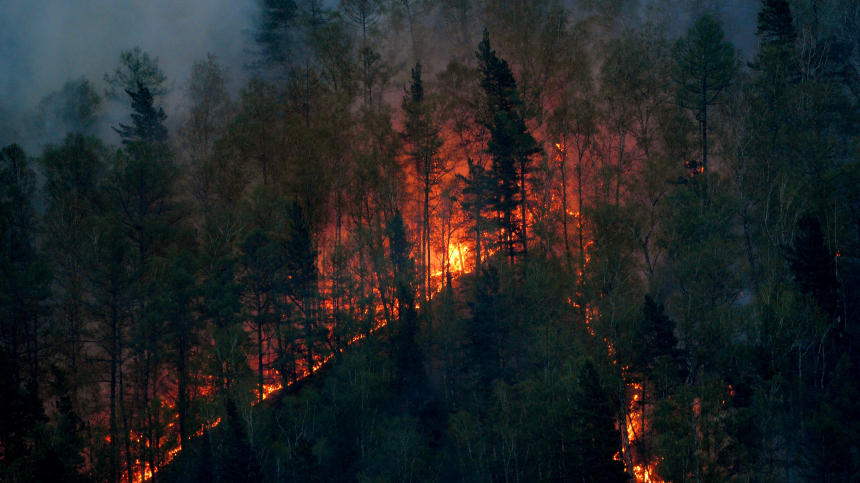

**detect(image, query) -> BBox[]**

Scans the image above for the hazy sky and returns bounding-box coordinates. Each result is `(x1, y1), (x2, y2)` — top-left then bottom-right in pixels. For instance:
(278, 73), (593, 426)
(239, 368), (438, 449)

(0, 0), (258, 111)
(0, 0), (762, 148)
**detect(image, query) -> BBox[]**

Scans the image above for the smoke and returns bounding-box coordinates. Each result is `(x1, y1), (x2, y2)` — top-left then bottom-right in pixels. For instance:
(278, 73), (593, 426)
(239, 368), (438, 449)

(640, 0), (761, 57)
(694, 0), (762, 58)
(0, 0), (259, 148)
(0, 0), (765, 150)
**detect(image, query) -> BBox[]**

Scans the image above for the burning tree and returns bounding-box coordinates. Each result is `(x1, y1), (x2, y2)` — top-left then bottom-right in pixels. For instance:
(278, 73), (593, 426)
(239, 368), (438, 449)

(402, 61), (445, 320)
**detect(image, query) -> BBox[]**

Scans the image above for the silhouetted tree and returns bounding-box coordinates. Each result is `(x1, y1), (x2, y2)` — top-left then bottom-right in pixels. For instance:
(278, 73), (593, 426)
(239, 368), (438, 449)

(113, 84), (168, 145)
(218, 398), (263, 483)
(673, 14), (738, 185)
(0, 145), (50, 474)
(572, 360), (629, 483)
(477, 29), (540, 262)
(787, 214), (839, 317)
(402, 61), (444, 320)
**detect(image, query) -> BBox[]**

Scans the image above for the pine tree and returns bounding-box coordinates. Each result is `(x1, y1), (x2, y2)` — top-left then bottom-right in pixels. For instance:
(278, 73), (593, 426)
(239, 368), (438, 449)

(105, 48), (169, 145)
(458, 157), (494, 274)
(673, 14), (738, 186)
(402, 61), (444, 321)
(476, 29), (540, 262)
(113, 84), (168, 145)
(386, 210), (421, 389)
(218, 398), (263, 483)
(27, 373), (87, 483)
(751, 0), (798, 83)
(572, 359), (629, 483)
(285, 200), (321, 380)
(152, 250), (200, 445)
(756, 0), (796, 48)
(0, 144), (50, 473)
(238, 228), (280, 401)
(786, 214), (839, 317)
(638, 295), (681, 376)
(254, 0), (300, 70)
(466, 264), (506, 381)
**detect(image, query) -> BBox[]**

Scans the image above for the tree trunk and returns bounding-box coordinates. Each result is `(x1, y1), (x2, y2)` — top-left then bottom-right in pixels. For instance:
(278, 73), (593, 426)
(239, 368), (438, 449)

(560, 139), (572, 272)
(178, 336), (187, 445)
(520, 157), (528, 261)
(257, 307), (264, 402)
(109, 309), (119, 483)
(424, 173), (432, 322)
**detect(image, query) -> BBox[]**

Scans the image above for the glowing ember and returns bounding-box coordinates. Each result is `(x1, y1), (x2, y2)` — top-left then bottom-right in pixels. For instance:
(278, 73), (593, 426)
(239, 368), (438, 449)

(262, 381), (283, 400)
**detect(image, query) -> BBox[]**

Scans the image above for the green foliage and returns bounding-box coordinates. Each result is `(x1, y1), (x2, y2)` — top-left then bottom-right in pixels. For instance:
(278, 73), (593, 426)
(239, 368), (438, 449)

(653, 378), (748, 483)
(662, 178), (743, 374)
(787, 214), (840, 316)
(40, 133), (108, 204)
(0, 145), (51, 477)
(107, 48), (170, 145)
(0, 366), (46, 477)
(673, 13), (738, 178)
(756, 0), (796, 45)
(635, 296), (683, 393)
(23, 386), (88, 483)
(803, 355), (860, 481)
(107, 141), (182, 264)
(178, 55), (233, 210)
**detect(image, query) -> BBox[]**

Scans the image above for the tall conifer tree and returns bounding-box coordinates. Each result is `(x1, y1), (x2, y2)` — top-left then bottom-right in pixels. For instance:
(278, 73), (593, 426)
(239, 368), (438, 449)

(476, 29), (540, 262)
(673, 14), (738, 188)
(402, 62), (443, 319)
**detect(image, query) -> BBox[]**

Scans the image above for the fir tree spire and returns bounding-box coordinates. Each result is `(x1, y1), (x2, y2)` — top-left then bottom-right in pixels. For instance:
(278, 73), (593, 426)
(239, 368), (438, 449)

(113, 83), (168, 145)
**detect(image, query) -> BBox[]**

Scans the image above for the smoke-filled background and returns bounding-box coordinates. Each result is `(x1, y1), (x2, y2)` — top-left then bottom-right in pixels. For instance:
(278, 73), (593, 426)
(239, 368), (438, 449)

(0, 0), (760, 150)
(0, 0), (258, 148)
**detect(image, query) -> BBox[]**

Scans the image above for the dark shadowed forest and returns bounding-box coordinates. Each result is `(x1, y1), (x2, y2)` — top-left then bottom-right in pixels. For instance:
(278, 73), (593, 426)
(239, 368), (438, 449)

(2, 0), (860, 482)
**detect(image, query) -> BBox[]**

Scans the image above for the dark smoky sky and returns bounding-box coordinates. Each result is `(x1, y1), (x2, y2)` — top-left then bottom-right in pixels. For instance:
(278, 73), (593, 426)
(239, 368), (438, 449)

(0, 0), (763, 105)
(0, 0), (258, 144)
(641, 0), (761, 55)
(0, 0), (762, 148)
(700, 0), (762, 56)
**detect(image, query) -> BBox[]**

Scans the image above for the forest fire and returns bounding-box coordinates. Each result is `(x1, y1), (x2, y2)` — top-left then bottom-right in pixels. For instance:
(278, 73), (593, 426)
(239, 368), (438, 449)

(5, 0), (854, 481)
(431, 241), (471, 288)
(625, 383), (663, 483)
(121, 328), (367, 482)
(444, 242), (470, 275)
(570, 205), (660, 483)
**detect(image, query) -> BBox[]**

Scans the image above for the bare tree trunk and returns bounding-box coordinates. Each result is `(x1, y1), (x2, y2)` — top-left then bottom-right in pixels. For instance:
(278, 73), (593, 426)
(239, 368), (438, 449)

(520, 157), (528, 260)
(559, 139), (572, 271)
(425, 173), (432, 323)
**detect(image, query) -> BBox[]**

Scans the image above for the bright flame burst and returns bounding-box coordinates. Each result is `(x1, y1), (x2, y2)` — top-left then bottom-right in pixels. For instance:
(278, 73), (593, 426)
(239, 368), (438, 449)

(432, 242), (471, 281)
(625, 383), (664, 483)
(446, 242), (469, 275)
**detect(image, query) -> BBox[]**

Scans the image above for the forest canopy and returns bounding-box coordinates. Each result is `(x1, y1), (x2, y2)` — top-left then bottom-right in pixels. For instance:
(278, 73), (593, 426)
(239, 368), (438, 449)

(2, 0), (860, 482)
